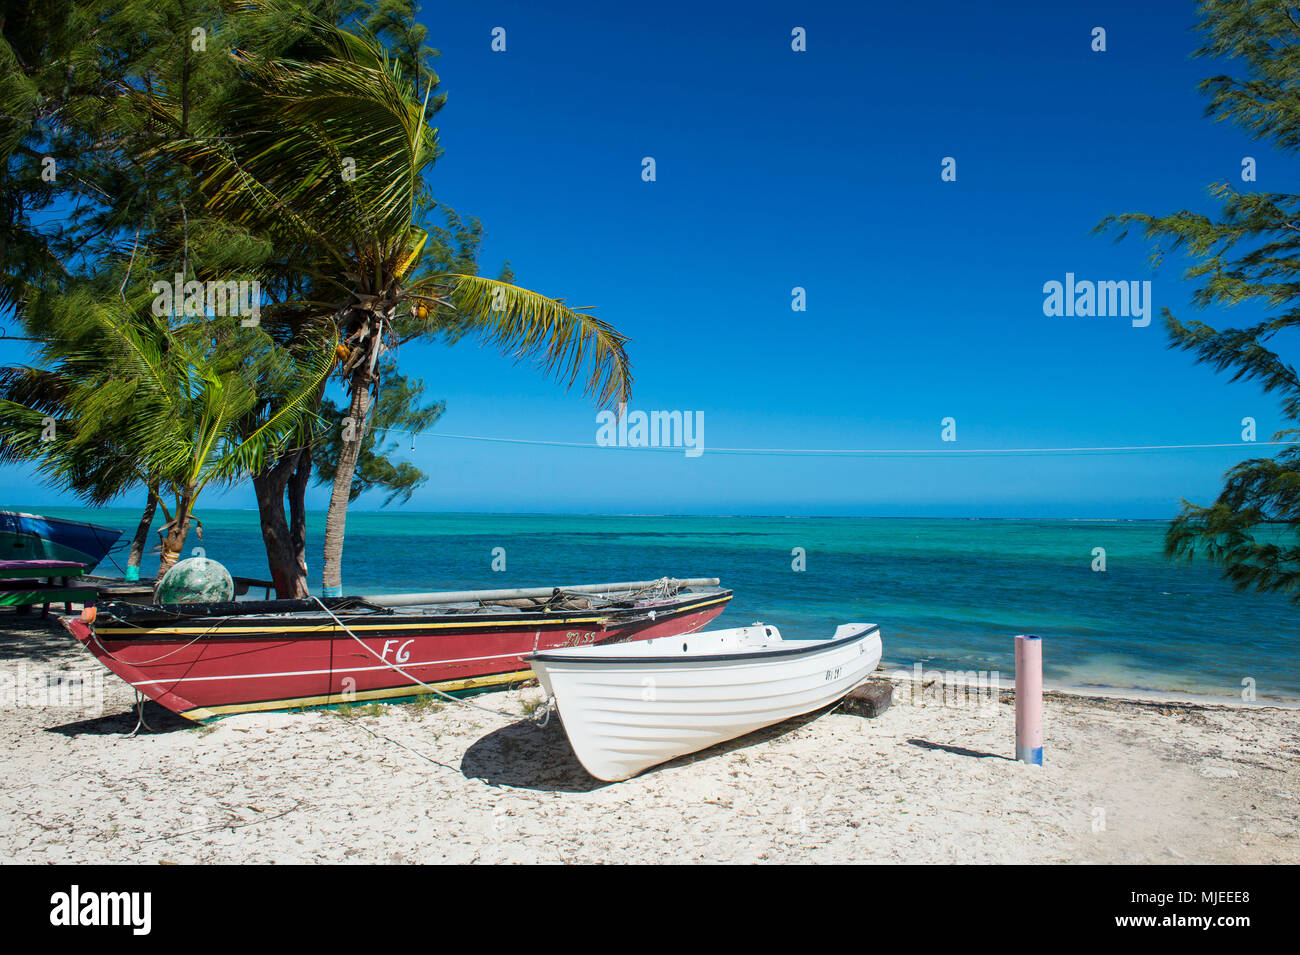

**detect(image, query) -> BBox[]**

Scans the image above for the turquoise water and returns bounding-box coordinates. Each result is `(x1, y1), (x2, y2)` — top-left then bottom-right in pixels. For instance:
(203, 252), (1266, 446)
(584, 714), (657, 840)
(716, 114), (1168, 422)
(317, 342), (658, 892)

(18, 508), (1300, 702)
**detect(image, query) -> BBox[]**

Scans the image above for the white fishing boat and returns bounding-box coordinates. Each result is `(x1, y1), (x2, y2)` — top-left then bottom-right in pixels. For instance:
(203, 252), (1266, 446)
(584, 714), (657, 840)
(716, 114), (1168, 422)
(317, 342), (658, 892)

(528, 622), (883, 781)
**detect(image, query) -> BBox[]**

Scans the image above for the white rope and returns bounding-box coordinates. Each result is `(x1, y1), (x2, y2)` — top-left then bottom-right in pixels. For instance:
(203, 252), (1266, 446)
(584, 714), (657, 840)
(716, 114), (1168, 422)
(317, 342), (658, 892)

(365, 428), (1300, 458)
(309, 596), (531, 722)
(127, 688), (154, 736)
(91, 615), (222, 665)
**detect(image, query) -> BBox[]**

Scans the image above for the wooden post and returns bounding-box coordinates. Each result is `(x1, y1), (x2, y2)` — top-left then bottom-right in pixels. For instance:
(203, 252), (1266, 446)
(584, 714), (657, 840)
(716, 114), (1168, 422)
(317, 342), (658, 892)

(1015, 634), (1043, 765)
(841, 680), (893, 718)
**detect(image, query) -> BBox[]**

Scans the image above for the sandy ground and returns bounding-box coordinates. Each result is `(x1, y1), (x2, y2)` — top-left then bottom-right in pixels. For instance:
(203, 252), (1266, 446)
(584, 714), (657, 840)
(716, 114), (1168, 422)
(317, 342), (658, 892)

(1, 611), (1296, 864)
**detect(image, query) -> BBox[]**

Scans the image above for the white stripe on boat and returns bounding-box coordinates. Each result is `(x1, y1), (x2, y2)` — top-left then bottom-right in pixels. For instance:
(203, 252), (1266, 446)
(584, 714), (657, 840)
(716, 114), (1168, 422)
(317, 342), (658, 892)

(129, 649), (528, 687)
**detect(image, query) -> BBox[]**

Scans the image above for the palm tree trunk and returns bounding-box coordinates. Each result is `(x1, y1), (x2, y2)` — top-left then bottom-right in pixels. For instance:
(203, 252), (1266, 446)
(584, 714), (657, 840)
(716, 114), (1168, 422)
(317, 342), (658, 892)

(254, 449), (310, 599)
(321, 367), (372, 596)
(289, 443), (312, 587)
(125, 486), (158, 582)
(153, 495), (194, 588)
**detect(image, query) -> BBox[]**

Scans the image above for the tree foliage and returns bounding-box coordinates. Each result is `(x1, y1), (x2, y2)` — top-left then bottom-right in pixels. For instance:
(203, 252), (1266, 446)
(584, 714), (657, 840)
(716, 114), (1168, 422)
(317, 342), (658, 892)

(159, 7), (630, 591)
(1098, 0), (1300, 599)
(2, 0), (631, 594)
(0, 257), (335, 579)
(0, 0), (345, 580)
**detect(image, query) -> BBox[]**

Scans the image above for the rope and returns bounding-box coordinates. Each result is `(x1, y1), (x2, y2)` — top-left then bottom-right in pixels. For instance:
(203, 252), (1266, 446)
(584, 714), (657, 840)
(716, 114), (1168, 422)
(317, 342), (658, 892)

(533, 699), (553, 727)
(88, 521), (128, 576)
(90, 613), (225, 665)
(79, 610), (214, 735)
(126, 688), (154, 736)
(368, 428), (1300, 458)
(84, 598), (553, 730)
(335, 712), (462, 774)
(309, 596), (538, 723)
(139, 799), (303, 844)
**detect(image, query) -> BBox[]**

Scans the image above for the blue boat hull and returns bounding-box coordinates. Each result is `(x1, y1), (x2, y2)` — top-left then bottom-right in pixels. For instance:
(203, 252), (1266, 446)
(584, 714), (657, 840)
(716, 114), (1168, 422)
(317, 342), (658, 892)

(0, 511), (123, 569)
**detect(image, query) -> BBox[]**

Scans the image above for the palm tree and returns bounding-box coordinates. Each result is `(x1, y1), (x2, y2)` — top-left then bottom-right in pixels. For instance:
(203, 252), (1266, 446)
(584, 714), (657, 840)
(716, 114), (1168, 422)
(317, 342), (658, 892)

(166, 12), (631, 594)
(0, 267), (335, 586)
(2, 0), (358, 587)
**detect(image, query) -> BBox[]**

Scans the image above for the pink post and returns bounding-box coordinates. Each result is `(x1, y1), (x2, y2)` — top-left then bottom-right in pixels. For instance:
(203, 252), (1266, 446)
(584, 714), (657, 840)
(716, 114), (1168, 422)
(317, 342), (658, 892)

(1014, 634), (1043, 765)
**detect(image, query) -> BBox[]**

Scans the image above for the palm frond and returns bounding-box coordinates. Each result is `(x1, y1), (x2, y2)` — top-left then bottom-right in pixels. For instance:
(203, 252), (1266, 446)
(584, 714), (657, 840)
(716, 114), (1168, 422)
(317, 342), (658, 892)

(429, 274), (632, 406)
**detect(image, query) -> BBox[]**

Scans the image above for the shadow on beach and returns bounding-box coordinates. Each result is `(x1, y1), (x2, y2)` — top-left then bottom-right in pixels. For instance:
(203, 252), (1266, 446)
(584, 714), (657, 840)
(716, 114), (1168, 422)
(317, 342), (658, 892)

(907, 738), (1014, 761)
(45, 701), (195, 737)
(462, 719), (608, 792)
(462, 706), (832, 791)
(0, 610), (82, 664)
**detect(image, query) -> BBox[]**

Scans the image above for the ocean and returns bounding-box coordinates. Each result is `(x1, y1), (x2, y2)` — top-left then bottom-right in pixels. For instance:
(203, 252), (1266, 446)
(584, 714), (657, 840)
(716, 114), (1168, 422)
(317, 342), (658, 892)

(18, 508), (1300, 702)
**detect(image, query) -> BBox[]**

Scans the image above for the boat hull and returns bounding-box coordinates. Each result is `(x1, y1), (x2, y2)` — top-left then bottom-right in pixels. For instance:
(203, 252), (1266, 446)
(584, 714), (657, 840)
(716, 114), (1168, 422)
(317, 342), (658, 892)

(63, 588), (732, 721)
(530, 623), (883, 781)
(0, 511), (122, 569)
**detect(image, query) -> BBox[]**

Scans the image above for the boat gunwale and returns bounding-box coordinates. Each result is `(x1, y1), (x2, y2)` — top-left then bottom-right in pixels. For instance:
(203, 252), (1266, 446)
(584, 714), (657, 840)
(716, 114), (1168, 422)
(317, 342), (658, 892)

(1, 511), (124, 535)
(528, 622), (879, 666)
(88, 590), (734, 639)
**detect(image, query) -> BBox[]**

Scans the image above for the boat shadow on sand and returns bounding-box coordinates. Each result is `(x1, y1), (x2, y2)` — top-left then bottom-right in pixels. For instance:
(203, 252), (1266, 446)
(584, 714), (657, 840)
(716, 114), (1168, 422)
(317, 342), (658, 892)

(45, 701), (195, 737)
(461, 707), (829, 792)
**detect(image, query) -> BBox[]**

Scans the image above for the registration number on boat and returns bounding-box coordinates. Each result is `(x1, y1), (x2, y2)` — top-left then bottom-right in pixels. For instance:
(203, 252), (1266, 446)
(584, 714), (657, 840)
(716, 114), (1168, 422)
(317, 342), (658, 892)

(824, 666), (843, 682)
(563, 631), (596, 647)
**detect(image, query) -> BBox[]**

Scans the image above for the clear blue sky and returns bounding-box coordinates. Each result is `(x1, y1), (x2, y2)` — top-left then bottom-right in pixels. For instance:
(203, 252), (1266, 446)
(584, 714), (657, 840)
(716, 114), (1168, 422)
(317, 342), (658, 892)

(3, 0), (1295, 517)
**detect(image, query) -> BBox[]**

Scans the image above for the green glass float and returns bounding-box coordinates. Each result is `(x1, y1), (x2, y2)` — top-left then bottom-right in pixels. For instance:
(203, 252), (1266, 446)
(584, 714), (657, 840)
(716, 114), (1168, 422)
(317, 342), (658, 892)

(156, 556), (235, 604)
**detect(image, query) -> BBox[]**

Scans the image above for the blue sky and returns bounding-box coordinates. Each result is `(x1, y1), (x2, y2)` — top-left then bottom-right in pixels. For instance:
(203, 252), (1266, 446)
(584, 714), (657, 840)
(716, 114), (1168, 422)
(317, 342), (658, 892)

(3, 0), (1296, 516)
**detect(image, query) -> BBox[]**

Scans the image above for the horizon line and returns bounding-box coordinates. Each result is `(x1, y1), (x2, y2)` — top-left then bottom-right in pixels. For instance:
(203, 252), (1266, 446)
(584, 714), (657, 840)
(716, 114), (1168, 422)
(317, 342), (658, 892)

(7, 504), (1177, 522)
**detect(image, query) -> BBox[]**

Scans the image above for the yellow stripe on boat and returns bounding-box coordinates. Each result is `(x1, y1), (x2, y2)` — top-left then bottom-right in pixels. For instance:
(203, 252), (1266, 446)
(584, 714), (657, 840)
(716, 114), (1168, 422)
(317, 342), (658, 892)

(94, 616), (609, 636)
(178, 669), (537, 721)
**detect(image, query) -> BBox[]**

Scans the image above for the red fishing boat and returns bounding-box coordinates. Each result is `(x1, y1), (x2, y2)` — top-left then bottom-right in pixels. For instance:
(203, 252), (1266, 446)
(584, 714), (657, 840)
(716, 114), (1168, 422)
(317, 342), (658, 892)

(61, 578), (731, 722)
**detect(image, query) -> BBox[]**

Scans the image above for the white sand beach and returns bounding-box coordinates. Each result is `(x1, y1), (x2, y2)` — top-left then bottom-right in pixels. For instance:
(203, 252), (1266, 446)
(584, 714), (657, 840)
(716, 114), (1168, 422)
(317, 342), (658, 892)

(1, 612), (1296, 865)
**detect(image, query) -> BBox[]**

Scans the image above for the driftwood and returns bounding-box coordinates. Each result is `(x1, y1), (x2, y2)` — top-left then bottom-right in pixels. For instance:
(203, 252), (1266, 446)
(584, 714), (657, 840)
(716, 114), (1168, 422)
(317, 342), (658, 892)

(841, 679), (893, 718)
